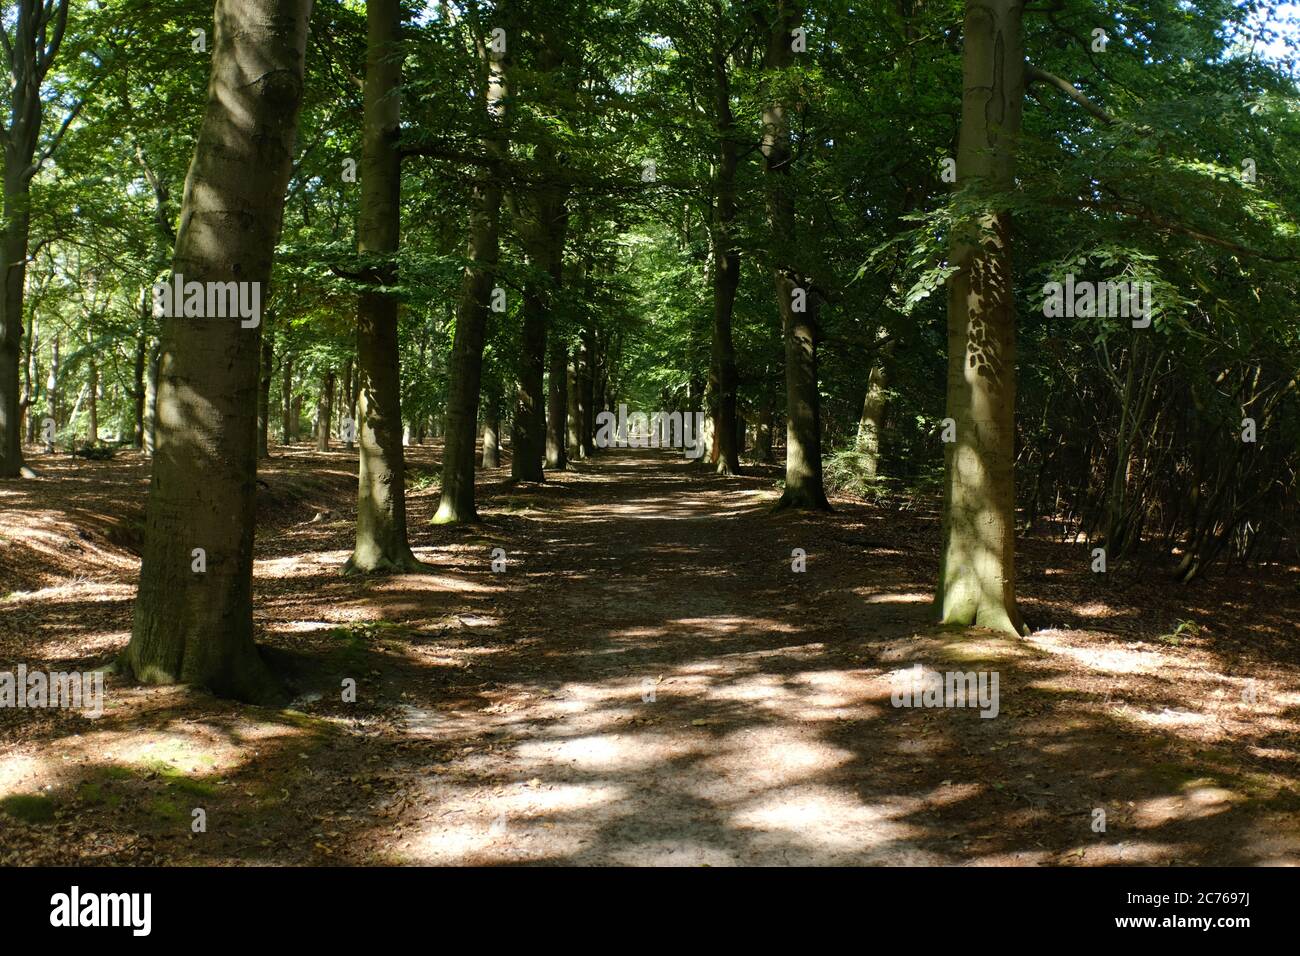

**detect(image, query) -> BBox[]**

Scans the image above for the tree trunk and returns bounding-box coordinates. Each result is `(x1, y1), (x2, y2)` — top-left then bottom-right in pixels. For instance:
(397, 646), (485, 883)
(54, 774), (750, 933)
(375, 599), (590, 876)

(340, 357), (353, 450)
(0, 0), (72, 477)
(756, 398), (774, 462)
(133, 330), (147, 450)
(87, 348), (98, 446)
(544, 335), (567, 469)
(855, 360), (888, 478)
(315, 369), (334, 451)
(433, 32), (507, 524)
(257, 325), (273, 458)
(761, 4), (828, 510)
(935, 0), (1027, 636)
(709, 28), (741, 477)
(125, 0), (312, 701)
(281, 352), (294, 443)
(566, 349), (582, 459)
(480, 391), (500, 468)
(22, 313), (38, 444)
(143, 341), (158, 457)
(346, 0), (420, 569)
(508, 38), (569, 482)
(44, 333), (59, 453)
(580, 325), (596, 457)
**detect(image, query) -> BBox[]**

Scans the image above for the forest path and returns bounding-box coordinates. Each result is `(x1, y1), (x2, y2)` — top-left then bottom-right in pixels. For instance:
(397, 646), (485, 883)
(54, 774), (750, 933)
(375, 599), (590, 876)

(3, 447), (1298, 865)
(340, 448), (1300, 865)
(388, 448), (952, 864)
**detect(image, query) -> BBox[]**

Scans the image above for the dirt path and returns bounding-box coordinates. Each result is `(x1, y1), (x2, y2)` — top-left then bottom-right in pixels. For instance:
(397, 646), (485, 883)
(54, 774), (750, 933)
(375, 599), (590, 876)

(2, 447), (1298, 865)
(351, 450), (1300, 865)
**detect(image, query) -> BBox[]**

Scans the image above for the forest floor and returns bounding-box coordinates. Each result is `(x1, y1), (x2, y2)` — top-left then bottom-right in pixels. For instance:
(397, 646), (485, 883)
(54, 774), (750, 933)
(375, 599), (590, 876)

(1, 443), (1298, 865)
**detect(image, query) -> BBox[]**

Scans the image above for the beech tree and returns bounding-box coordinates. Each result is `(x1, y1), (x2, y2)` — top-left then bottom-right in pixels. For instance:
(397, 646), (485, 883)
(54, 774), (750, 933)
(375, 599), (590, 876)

(0, 0), (73, 478)
(758, 0), (829, 510)
(124, 0), (312, 700)
(345, 0), (421, 570)
(434, 13), (508, 524)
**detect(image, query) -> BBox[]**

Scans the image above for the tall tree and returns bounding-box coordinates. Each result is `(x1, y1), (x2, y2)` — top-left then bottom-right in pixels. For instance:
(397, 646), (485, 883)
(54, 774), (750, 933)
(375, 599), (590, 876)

(433, 16), (508, 523)
(124, 0), (313, 700)
(345, 0), (421, 570)
(707, 1), (740, 476)
(0, 0), (72, 477)
(934, 0), (1027, 635)
(759, 0), (829, 510)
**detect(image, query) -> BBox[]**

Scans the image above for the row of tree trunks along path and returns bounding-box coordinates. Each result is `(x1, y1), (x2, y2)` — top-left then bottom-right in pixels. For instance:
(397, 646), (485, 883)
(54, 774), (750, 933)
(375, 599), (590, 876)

(1, 441), (1297, 865)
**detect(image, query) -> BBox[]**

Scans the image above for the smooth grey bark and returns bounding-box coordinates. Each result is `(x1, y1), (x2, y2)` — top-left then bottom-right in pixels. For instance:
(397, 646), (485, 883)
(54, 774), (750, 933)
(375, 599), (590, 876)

(315, 368), (334, 451)
(125, 0), (313, 701)
(340, 357), (353, 450)
(143, 340), (158, 456)
(480, 391), (500, 468)
(346, 0), (420, 569)
(856, 343), (894, 477)
(935, 0), (1027, 635)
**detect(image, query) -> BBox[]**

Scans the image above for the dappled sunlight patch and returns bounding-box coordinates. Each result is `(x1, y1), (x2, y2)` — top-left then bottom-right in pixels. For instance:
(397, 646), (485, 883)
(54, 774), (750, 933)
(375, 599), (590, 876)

(705, 672), (796, 704)
(1027, 633), (1164, 674)
(1123, 705), (1219, 733)
(1131, 786), (1242, 827)
(729, 785), (932, 860)
(1073, 602), (1119, 618)
(267, 620), (339, 634)
(253, 551), (353, 577)
(860, 591), (929, 604)
(701, 727), (853, 789)
(366, 573), (498, 595)
(0, 752), (44, 797)
(3, 580), (135, 605)
(604, 840), (740, 866)
(407, 781), (628, 864)
(513, 732), (693, 771)
(921, 780), (983, 808)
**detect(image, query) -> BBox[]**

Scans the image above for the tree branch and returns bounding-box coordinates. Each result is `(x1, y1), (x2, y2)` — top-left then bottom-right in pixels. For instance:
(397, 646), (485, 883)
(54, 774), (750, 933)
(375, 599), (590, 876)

(1026, 64), (1115, 126)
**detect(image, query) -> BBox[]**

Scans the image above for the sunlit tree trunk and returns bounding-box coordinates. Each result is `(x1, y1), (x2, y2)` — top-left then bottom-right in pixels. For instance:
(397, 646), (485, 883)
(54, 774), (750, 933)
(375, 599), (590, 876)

(125, 0), (313, 700)
(480, 390), (500, 468)
(541, 341), (564, 474)
(346, 0), (419, 569)
(855, 349), (891, 478)
(340, 357), (353, 450)
(935, 0), (1027, 635)
(143, 341), (157, 456)
(22, 314), (38, 445)
(315, 368), (333, 451)
(86, 343), (97, 446)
